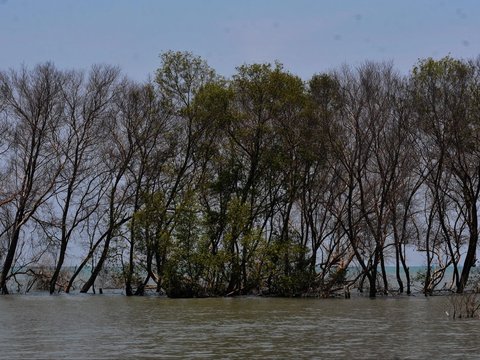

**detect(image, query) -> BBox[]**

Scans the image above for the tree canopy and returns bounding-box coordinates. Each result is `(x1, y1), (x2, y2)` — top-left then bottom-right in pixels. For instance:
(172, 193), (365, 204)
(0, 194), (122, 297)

(1, 53), (479, 298)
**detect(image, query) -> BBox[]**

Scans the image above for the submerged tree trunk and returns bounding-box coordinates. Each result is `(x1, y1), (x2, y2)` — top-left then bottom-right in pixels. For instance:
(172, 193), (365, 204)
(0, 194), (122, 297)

(458, 206), (478, 292)
(395, 244), (404, 294)
(80, 236), (112, 293)
(379, 251), (389, 295)
(0, 224), (23, 294)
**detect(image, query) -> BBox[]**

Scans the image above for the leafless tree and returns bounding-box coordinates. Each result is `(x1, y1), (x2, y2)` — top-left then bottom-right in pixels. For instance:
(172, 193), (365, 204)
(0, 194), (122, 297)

(43, 65), (120, 293)
(0, 63), (65, 294)
(413, 57), (480, 293)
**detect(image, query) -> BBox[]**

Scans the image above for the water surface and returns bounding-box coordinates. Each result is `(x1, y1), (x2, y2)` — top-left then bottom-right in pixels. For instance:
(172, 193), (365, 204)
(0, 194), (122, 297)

(0, 295), (478, 359)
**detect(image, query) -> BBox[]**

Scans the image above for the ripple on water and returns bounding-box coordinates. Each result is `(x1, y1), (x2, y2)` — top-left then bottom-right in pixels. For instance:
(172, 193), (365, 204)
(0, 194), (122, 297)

(0, 295), (479, 359)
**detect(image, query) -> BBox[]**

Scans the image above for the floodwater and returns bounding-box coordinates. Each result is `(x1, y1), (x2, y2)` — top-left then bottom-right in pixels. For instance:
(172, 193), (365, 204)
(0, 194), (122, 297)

(0, 295), (478, 359)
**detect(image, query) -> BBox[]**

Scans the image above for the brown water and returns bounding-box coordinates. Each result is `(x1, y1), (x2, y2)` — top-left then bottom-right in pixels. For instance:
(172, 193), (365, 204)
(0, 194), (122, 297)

(0, 295), (478, 359)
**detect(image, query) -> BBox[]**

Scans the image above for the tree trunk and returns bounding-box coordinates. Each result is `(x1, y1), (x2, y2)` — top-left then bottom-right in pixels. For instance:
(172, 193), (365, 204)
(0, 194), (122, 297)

(458, 208), (478, 292)
(0, 220), (23, 294)
(49, 241), (68, 294)
(368, 272), (377, 298)
(80, 236), (112, 293)
(399, 245), (411, 295)
(395, 243), (404, 294)
(379, 250), (389, 295)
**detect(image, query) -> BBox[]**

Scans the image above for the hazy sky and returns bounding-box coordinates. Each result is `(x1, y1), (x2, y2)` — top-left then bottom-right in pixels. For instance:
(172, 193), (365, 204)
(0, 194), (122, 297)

(1, 0), (479, 81)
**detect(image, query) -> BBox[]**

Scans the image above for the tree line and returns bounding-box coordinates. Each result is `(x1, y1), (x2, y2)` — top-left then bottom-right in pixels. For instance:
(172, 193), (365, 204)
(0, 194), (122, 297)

(0, 52), (479, 298)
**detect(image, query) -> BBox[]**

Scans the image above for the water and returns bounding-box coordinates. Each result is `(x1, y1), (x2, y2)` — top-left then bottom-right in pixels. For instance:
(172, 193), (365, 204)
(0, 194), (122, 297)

(0, 295), (479, 359)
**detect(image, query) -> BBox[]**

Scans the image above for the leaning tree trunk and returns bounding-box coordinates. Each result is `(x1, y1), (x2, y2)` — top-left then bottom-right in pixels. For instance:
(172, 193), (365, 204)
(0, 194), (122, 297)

(458, 205), (478, 293)
(0, 223), (23, 294)
(80, 235), (112, 293)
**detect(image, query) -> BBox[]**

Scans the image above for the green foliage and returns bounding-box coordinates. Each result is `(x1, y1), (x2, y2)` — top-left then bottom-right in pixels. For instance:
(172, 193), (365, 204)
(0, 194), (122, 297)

(257, 235), (314, 296)
(412, 56), (471, 80)
(309, 73), (343, 114)
(132, 191), (169, 254)
(411, 56), (473, 128)
(155, 51), (217, 109)
(193, 82), (233, 126)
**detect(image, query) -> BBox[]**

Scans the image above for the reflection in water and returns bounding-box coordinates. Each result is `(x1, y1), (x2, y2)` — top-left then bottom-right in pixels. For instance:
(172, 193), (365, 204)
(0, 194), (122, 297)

(0, 295), (478, 359)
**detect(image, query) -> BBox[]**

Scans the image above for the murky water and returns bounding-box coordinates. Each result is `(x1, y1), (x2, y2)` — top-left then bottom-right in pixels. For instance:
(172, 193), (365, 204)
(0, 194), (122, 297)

(0, 294), (478, 359)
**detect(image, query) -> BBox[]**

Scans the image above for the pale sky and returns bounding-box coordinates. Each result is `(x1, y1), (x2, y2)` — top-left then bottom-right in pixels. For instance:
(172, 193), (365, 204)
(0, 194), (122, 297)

(1, 0), (479, 81)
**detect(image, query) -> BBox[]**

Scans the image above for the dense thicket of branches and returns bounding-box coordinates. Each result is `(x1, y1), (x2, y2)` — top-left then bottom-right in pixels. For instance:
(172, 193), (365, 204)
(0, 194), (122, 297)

(0, 53), (479, 297)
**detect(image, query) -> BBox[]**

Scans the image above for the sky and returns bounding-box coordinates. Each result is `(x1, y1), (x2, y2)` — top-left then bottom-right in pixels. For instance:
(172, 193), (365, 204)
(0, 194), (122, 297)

(1, 0), (480, 82)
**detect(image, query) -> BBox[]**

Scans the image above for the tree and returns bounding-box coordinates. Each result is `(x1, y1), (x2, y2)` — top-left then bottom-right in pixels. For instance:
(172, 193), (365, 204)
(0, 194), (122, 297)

(123, 81), (171, 296)
(127, 51), (218, 295)
(0, 63), (65, 294)
(46, 65), (119, 294)
(307, 73), (354, 296)
(331, 62), (413, 297)
(77, 78), (137, 294)
(412, 57), (480, 293)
